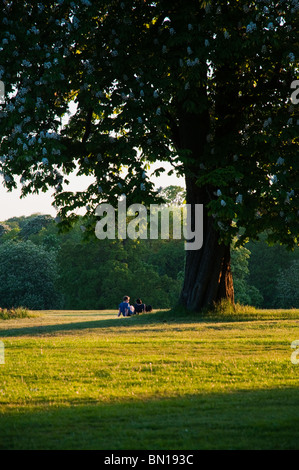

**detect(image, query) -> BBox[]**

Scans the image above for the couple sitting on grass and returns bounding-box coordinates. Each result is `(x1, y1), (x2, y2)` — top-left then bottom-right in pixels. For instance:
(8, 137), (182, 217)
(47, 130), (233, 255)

(118, 296), (152, 317)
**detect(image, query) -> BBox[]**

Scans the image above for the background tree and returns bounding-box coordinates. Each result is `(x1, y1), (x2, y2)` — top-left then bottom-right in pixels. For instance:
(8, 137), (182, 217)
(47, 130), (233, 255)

(57, 229), (182, 309)
(0, 240), (62, 309)
(1, 207), (297, 310)
(247, 233), (299, 308)
(159, 185), (186, 206)
(231, 242), (263, 307)
(275, 260), (299, 308)
(19, 214), (53, 240)
(0, 1), (298, 312)
(0, 223), (11, 238)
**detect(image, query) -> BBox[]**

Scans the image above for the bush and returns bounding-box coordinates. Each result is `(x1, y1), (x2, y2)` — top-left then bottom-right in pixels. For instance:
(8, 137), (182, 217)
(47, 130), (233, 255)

(0, 307), (34, 320)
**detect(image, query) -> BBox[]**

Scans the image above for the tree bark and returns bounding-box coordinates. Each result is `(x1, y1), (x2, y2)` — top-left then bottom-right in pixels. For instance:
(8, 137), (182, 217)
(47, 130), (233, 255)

(175, 91), (235, 312)
(179, 175), (234, 312)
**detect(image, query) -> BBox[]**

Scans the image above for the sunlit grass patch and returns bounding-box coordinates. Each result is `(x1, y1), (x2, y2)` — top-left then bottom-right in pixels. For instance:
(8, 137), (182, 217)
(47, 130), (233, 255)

(0, 308), (299, 449)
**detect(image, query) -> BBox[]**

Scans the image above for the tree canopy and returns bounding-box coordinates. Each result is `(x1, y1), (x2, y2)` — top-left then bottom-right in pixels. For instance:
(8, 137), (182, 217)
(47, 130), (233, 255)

(0, 0), (297, 246)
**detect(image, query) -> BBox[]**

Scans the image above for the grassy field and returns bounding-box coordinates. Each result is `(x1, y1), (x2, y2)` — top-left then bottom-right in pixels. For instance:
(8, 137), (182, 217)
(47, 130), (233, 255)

(0, 307), (299, 450)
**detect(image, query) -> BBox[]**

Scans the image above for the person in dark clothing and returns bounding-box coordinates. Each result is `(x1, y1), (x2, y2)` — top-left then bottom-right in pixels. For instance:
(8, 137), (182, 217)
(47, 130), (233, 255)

(134, 298), (146, 314)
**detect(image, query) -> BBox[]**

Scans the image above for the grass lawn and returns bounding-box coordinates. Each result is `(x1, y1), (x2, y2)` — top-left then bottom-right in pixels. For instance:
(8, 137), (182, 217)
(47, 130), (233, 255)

(0, 307), (299, 450)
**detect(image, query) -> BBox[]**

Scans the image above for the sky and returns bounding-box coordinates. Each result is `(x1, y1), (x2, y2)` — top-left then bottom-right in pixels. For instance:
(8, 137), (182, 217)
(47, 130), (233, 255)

(0, 162), (185, 221)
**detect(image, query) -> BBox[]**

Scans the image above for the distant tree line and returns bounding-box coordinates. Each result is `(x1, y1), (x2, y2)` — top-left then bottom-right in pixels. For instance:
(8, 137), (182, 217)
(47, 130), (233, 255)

(0, 188), (298, 311)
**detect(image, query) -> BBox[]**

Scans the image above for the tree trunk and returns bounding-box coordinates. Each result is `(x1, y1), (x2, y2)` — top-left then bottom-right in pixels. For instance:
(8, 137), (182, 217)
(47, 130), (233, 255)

(175, 81), (235, 313)
(179, 177), (234, 313)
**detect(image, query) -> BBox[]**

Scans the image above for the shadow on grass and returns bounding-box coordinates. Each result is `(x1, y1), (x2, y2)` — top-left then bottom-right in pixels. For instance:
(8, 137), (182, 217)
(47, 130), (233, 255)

(1, 306), (299, 338)
(1, 387), (299, 450)
(0, 310), (176, 337)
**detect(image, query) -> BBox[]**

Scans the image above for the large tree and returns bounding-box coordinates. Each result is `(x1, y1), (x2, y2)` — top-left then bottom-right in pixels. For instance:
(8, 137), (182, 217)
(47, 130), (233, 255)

(0, 1), (298, 311)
